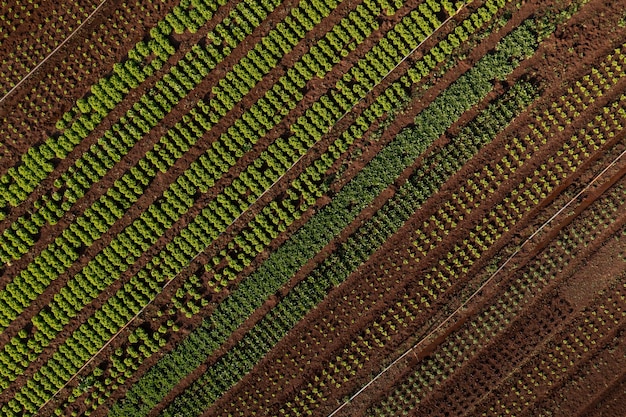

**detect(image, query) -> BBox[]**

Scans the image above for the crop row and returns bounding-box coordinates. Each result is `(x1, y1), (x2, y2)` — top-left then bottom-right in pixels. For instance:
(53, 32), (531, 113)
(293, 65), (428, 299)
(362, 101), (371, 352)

(0, 0), (345, 364)
(0, 0), (39, 38)
(0, 0), (482, 272)
(0, 0), (390, 296)
(59, 0), (477, 413)
(372, 178), (626, 415)
(0, 0), (354, 339)
(0, 1), (606, 416)
(0, 0), (181, 157)
(0, 0), (276, 256)
(141, 0), (514, 317)
(6, 0), (401, 374)
(0, 0), (454, 413)
(108, 19), (537, 417)
(531, 235), (626, 416)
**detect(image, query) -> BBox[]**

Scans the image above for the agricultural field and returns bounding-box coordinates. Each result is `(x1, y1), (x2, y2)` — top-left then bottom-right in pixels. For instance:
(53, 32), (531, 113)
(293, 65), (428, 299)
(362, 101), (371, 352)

(0, 0), (625, 415)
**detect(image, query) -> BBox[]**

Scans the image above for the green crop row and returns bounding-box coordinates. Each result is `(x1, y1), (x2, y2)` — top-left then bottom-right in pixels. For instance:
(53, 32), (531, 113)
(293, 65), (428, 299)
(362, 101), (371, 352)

(0, 0), (288, 265)
(0, 0), (227, 212)
(0, 0), (427, 413)
(110, 18), (537, 417)
(161, 78), (536, 417)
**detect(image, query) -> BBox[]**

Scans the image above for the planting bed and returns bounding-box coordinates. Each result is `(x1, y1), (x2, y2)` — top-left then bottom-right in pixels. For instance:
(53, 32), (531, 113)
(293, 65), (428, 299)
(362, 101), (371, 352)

(1, 0), (625, 416)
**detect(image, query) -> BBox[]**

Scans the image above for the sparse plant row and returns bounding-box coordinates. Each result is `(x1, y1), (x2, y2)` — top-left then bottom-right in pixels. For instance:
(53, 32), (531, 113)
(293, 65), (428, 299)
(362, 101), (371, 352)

(370, 180), (626, 416)
(0, 0), (236, 213)
(366, 83), (624, 386)
(52, 2), (519, 413)
(275, 62), (626, 415)
(0, 0), (464, 413)
(409, 61), (626, 266)
(166, 78), (537, 417)
(116, 20), (541, 417)
(510, 258), (626, 415)
(0, 0), (183, 164)
(372, 293), (570, 416)
(0, 0), (40, 37)
(474, 272), (626, 417)
(0, 0), (101, 95)
(531, 263), (626, 416)
(538, 331), (626, 417)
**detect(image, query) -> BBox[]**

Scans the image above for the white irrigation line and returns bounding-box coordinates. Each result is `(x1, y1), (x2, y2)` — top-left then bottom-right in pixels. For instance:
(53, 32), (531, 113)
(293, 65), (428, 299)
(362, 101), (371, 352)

(34, 2), (471, 412)
(0, 0), (109, 107)
(326, 148), (626, 417)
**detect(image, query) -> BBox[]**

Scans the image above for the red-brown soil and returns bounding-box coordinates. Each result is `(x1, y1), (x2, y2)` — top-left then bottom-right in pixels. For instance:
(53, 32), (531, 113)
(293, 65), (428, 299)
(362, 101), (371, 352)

(196, 1), (626, 415)
(40, 0), (484, 414)
(3, 0), (626, 415)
